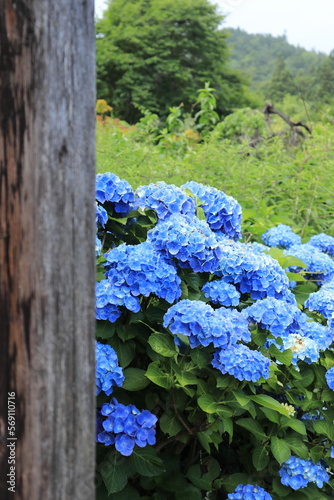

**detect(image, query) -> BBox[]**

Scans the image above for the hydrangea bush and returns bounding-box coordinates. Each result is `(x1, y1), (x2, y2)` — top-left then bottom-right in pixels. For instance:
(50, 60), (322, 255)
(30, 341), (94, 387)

(95, 174), (334, 500)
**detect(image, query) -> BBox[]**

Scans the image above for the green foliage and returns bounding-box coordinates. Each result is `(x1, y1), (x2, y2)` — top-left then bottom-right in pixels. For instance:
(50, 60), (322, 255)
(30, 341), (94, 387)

(96, 0), (248, 122)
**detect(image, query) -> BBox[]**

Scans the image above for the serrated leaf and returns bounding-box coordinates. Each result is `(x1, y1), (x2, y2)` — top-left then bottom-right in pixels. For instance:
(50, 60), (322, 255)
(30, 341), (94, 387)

(122, 367), (150, 391)
(145, 361), (173, 389)
(281, 417), (307, 435)
(219, 473), (251, 493)
(251, 328), (268, 346)
(284, 435), (309, 459)
(130, 447), (165, 477)
(250, 394), (290, 416)
(159, 412), (183, 437)
(313, 420), (334, 441)
(236, 418), (268, 440)
(99, 458), (128, 494)
(96, 320), (115, 339)
(269, 344), (293, 366)
(232, 390), (250, 407)
(252, 444), (270, 470)
(271, 436), (291, 464)
(198, 394), (218, 414)
(285, 272), (306, 282)
(190, 348), (211, 369)
(148, 332), (177, 357)
(283, 256), (308, 269)
(310, 445), (324, 464)
(260, 407), (280, 424)
(268, 247), (286, 266)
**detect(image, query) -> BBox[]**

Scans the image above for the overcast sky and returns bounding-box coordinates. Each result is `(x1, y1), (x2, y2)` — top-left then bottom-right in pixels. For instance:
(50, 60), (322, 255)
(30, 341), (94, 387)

(95, 0), (334, 54)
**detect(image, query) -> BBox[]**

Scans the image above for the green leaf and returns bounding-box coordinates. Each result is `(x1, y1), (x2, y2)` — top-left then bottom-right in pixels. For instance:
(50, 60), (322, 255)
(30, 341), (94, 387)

(108, 337), (135, 367)
(122, 367), (150, 391)
(283, 256), (308, 269)
(99, 457), (128, 494)
(236, 418), (268, 440)
(284, 435), (309, 459)
(130, 447), (165, 477)
(148, 332), (177, 357)
(269, 344), (293, 365)
(222, 417), (233, 443)
(313, 420), (334, 441)
(219, 473), (251, 493)
(190, 348), (211, 369)
(250, 394), (290, 416)
(111, 484), (141, 500)
(232, 390), (250, 407)
(159, 412), (183, 437)
(281, 417), (307, 436)
(268, 247), (286, 266)
(145, 361), (173, 389)
(259, 407), (280, 424)
(251, 328), (268, 346)
(272, 478), (290, 497)
(96, 320), (115, 339)
(198, 394), (218, 414)
(285, 272), (306, 282)
(197, 431), (211, 454)
(310, 445), (324, 464)
(252, 444), (270, 470)
(271, 436), (291, 464)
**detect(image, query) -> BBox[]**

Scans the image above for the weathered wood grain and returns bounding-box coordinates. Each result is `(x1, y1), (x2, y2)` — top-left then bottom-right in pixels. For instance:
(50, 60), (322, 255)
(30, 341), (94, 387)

(0, 1), (96, 498)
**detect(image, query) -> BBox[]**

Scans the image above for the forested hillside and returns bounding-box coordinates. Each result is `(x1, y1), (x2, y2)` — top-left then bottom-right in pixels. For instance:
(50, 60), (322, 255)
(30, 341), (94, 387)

(226, 28), (331, 101)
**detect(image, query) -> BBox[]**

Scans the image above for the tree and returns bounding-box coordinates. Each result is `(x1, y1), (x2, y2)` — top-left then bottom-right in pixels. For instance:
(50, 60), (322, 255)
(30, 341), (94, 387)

(96, 0), (248, 122)
(267, 55), (297, 103)
(0, 1), (95, 498)
(316, 51), (334, 103)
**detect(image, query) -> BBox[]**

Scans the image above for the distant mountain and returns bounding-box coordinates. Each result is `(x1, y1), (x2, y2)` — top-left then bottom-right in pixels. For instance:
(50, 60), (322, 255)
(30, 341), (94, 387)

(225, 28), (327, 95)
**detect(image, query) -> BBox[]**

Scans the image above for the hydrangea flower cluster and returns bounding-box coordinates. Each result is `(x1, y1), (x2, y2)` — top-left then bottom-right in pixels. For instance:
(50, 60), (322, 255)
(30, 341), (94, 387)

(305, 284), (334, 319)
(279, 333), (320, 364)
(227, 484), (272, 499)
(212, 344), (270, 382)
(303, 321), (334, 351)
(215, 240), (291, 301)
(163, 299), (250, 349)
(96, 341), (124, 396)
(96, 280), (122, 322)
(279, 456), (329, 489)
(285, 244), (334, 284)
(325, 367), (334, 390)
(245, 297), (307, 338)
(97, 398), (157, 456)
(147, 214), (222, 273)
(97, 242), (181, 318)
(308, 233), (334, 256)
(134, 181), (196, 220)
(261, 224), (301, 248)
(202, 280), (240, 307)
(182, 180), (242, 239)
(96, 172), (135, 214)
(96, 202), (108, 227)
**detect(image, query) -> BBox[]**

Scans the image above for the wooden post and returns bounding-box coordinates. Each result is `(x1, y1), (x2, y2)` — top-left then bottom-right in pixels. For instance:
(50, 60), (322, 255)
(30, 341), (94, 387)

(0, 1), (96, 498)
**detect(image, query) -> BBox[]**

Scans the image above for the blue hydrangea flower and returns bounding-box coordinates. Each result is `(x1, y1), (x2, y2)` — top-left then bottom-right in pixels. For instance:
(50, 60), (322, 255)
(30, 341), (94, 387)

(96, 342), (124, 396)
(248, 241), (269, 254)
(134, 181), (196, 220)
(331, 446), (334, 458)
(303, 321), (334, 350)
(96, 202), (108, 227)
(305, 286), (334, 319)
(215, 239), (291, 301)
(212, 344), (270, 382)
(182, 181), (242, 239)
(308, 233), (334, 256)
(96, 280), (123, 321)
(103, 242), (181, 311)
(325, 367), (334, 390)
(279, 333), (320, 364)
(285, 244), (334, 285)
(227, 484), (272, 499)
(96, 172), (134, 214)
(147, 214), (222, 273)
(163, 299), (250, 349)
(96, 234), (102, 256)
(279, 456), (329, 489)
(96, 398), (157, 456)
(261, 224), (301, 249)
(245, 297), (308, 338)
(202, 280), (240, 307)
